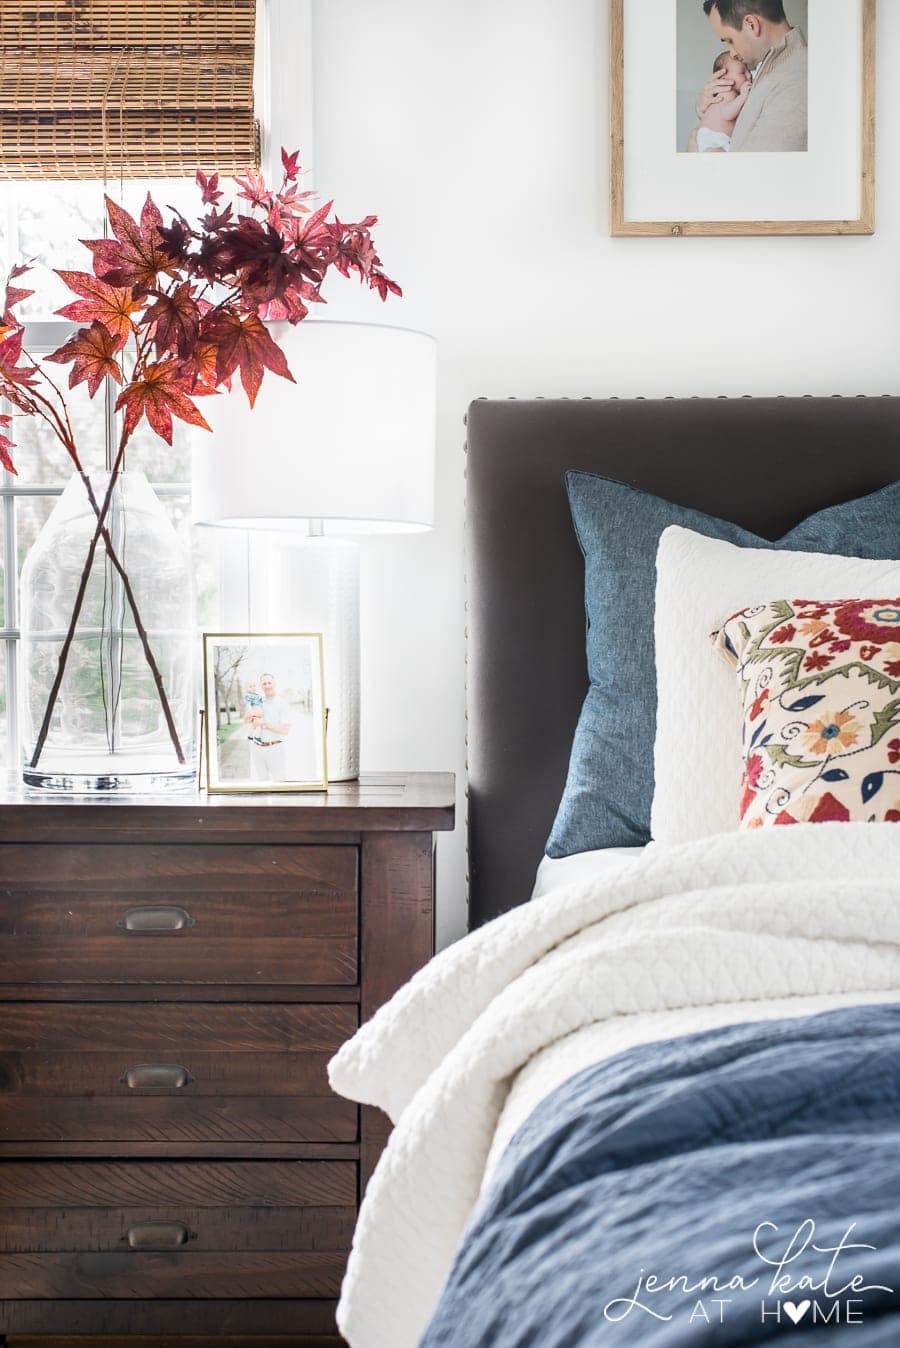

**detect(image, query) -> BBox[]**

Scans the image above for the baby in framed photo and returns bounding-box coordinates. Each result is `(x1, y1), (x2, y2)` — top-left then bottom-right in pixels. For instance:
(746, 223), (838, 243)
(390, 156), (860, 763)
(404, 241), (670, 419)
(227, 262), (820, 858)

(695, 51), (752, 152)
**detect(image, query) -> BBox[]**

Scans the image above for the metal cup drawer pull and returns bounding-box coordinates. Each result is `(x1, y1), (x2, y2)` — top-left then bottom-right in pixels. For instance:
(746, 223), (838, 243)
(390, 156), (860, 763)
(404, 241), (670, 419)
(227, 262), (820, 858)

(117, 905), (195, 932)
(125, 1221), (194, 1250)
(120, 1063), (194, 1090)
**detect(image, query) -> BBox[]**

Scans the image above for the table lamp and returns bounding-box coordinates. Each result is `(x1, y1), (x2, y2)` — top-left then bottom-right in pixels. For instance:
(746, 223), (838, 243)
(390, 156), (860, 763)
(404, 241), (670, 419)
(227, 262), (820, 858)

(192, 320), (437, 780)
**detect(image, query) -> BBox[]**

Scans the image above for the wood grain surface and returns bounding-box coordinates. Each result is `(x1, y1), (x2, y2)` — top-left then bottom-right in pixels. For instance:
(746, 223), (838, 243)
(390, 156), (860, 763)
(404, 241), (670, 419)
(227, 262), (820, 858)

(0, 844), (359, 987)
(0, 1302), (341, 1335)
(8, 1338), (345, 1347)
(359, 832), (435, 1195)
(0, 1000), (357, 1141)
(0, 1250), (348, 1299)
(9, 1339), (345, 1348)
(0, 1161), (355, 1299)
(0, 1160), (356, 1207)
(0, 773), (453, 1339)
(0, 773), (456, 843)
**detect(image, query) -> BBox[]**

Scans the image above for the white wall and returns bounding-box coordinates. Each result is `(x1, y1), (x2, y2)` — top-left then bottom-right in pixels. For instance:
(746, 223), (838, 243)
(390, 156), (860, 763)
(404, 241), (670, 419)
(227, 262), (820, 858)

(295, 0), (900, 948)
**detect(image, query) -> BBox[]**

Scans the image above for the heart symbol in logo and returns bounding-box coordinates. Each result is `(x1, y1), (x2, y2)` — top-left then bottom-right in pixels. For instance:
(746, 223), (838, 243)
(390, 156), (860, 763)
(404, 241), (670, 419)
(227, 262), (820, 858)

(783, 1300), (811, 1325)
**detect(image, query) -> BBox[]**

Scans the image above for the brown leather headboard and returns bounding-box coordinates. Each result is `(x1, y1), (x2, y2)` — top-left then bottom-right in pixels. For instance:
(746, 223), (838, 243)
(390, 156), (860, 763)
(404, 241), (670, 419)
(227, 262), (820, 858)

(465, 396), (900, 929)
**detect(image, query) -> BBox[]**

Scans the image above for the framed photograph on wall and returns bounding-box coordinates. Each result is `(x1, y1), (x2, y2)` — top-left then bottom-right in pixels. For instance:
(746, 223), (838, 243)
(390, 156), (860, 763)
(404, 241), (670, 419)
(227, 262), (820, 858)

(202, 633), (328, 794)
(610, 0), (875, 237)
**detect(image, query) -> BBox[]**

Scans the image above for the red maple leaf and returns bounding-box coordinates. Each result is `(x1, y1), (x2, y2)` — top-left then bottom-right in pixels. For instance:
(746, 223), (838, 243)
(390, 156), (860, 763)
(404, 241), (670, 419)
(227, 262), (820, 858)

(84, 194), (177, 292)
(202, 216), (297, 305)
(233, 169), (274, 212)
(328, 216), (380, 280)
(371, 268), (403, 300)
(294, 200), (335, 249)
(157, 215), (194, 267)
(0, 412), (17, 475)
(196, 168), (223, 206)
(3, 263), (33, 322)
(257, 289), (310, 324)
(270, 196), (317, 231)
(206, 309), (295, 406)
(181, 338), (223, 395)
(46, 321), (125, 397)
(281, 148), (301, 181)
(115, 360), (212, 444)
(143, 282), (201, 360)
(55, 270), (142, 345)
(201, 203), (233, 233)
(0, 327), (39, 389)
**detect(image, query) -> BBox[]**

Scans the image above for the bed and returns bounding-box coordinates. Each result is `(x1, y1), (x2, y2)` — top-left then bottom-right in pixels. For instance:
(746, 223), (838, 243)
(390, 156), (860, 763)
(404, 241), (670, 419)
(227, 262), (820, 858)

(465, 396), (900, 926)
(330, 398), (900, 1347)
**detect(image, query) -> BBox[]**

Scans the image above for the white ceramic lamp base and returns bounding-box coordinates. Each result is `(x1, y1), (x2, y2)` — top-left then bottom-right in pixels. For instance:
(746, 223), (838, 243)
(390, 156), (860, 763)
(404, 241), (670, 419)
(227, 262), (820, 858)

(248, 534), (360, 781)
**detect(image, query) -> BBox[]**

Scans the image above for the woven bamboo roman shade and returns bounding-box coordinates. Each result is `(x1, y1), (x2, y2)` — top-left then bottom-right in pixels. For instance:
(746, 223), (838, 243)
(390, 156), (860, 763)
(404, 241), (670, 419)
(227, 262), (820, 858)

(0, 0), (258, 179)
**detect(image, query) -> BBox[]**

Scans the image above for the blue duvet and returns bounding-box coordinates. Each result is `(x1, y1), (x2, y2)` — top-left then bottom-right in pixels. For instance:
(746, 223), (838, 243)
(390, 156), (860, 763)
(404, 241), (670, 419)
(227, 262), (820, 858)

(419, 1005), (900, 1346)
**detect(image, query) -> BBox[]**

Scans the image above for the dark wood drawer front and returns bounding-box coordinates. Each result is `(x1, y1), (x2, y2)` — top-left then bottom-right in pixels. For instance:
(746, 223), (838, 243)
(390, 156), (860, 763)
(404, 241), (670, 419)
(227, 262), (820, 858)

(0, 1004), (358, 1144)
(0, 844), (358, 986)
(0, 1161), (355, 1298)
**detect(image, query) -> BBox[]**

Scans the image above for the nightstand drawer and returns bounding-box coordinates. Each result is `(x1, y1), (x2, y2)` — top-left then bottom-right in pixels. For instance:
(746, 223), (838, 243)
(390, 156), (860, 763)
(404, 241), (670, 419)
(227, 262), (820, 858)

(0, 1003), (358, 1144)
(0, 1160), (355, 1298)
(0, 844), (358, 987)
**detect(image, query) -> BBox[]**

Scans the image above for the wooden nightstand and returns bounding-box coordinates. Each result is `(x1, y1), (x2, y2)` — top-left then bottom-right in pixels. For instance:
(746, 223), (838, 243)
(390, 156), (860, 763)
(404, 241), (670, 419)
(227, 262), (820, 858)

(0, 772), (455, 1344)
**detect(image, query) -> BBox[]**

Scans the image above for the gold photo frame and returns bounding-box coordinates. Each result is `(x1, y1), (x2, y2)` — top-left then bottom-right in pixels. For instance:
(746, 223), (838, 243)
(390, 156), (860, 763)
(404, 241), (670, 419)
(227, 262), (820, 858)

(609, 0), (876, 237)
(202, 632), (328, 794)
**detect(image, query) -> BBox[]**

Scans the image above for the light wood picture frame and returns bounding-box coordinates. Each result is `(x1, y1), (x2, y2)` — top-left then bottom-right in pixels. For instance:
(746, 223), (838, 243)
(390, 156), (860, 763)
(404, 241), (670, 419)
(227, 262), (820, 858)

(202, 633), (328, 794)
(609, 0), (875, 237)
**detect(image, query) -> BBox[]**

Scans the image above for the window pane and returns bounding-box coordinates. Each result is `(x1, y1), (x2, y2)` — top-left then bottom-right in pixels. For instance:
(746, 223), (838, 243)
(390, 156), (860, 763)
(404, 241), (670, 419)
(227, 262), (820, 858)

(0, 177), (207, 322)
(3, 358), (107, 483)
(16, 495), (57, 585)
(0, 179), (204, 318)
(2, 176), (223, 486)
(0, 641), (6, 771)
(118, 178), (203, 220)
(0, 182), (104, 320)
(123, 411), (198, 485)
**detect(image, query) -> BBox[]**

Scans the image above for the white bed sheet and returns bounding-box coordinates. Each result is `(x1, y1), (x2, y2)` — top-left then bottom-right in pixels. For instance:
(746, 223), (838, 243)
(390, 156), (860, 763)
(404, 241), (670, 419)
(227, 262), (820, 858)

(530, 845), (647, 898)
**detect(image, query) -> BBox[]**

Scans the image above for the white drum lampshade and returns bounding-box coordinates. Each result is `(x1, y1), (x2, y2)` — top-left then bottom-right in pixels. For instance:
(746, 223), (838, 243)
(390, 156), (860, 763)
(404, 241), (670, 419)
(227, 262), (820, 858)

(193, 320), (437, 781)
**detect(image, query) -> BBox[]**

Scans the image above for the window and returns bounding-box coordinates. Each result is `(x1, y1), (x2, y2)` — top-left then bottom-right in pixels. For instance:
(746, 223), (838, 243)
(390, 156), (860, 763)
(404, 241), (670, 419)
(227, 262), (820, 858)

(0, 0), (261, 771)
(0, 180), (223, 772)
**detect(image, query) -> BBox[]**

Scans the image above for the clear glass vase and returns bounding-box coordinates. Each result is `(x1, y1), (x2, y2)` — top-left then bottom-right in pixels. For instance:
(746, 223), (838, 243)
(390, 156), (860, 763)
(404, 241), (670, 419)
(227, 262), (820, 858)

(19, 470), (197, 792)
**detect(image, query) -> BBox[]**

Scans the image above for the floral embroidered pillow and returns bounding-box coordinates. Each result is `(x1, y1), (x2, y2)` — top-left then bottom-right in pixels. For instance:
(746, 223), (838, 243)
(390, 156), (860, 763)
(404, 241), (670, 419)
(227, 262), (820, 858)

(713, 599), (900, 828)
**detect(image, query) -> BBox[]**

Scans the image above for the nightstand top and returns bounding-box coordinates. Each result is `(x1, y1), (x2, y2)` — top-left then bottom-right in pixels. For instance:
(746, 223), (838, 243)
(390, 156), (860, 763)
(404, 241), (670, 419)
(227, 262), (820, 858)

(0, 771), (455, 843)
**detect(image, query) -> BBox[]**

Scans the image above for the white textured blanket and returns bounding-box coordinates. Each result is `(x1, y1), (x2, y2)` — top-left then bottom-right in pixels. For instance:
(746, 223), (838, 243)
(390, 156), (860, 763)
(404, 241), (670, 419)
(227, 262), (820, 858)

(329, 824), (900, 1348)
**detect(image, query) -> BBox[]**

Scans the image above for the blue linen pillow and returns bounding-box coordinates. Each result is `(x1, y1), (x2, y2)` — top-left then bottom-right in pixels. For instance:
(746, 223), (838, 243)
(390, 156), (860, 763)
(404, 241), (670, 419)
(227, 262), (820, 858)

(545, 472), (900, 858)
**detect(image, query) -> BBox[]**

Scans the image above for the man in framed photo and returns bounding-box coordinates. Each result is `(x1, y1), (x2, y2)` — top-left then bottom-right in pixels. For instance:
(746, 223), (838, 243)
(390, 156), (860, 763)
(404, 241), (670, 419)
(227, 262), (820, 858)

(245, 672), (293, 783)
(689, 0), (808, 153)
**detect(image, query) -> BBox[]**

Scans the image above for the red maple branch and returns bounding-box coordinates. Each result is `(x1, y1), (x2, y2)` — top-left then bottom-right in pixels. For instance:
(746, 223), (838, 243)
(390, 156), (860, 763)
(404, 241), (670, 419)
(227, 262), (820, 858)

(2, 149), (400, 771)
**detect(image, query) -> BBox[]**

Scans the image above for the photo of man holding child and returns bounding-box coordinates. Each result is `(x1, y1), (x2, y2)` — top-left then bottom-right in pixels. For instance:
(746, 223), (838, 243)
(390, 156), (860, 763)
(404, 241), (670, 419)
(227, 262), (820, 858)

(677, 0), (808, 154)
(203, 634), (327, 793)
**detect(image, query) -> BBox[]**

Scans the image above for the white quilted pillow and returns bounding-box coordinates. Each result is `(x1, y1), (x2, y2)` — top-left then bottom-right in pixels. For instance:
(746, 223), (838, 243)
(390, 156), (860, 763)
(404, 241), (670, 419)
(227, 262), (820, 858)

(651, 526), (900, 844)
